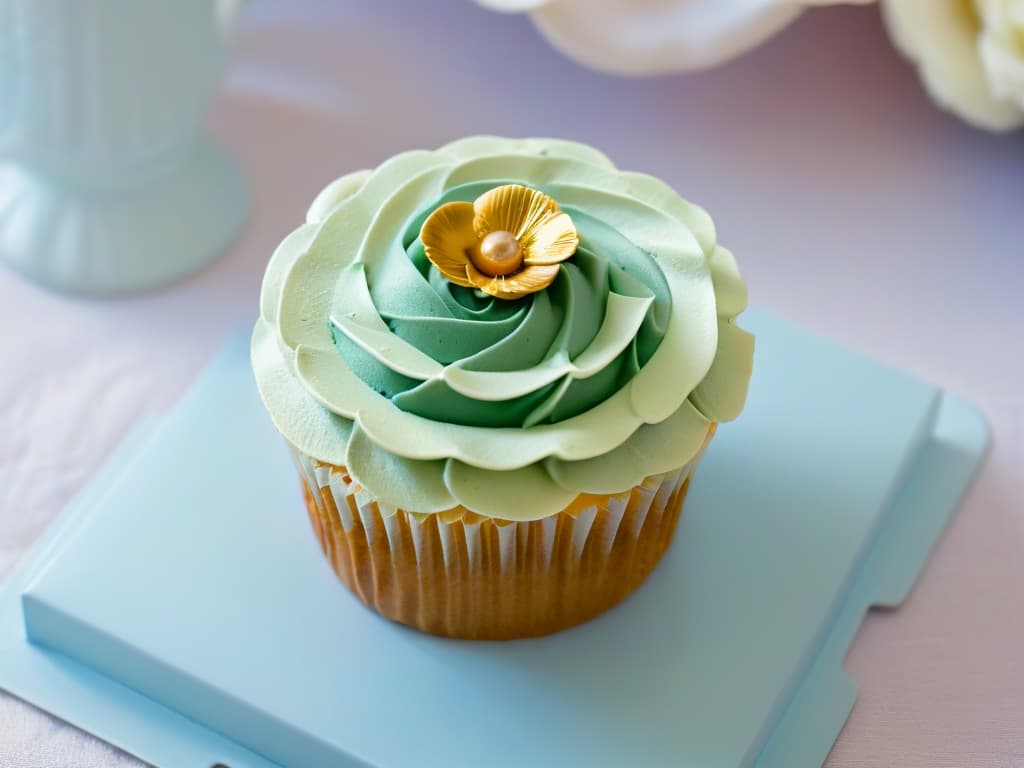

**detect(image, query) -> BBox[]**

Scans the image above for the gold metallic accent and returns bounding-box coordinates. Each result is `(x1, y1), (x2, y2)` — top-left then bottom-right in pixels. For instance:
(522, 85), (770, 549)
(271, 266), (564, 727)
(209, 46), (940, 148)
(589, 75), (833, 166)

(421, 184), (578, 299)
(418, 201), (476, 288)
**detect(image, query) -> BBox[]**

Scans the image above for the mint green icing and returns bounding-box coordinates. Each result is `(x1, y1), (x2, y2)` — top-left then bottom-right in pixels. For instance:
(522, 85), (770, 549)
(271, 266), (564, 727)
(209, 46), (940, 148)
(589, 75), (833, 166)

(331, 194), (670, 428)
(252, 136), (754, 521)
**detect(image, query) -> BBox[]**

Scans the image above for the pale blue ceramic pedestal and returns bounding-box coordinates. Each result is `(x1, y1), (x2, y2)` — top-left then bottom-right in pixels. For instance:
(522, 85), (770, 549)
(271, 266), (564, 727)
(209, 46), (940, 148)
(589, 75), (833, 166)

(0, 1), (248, 295)
(0, 141), (247, 295)
(0, 311), (987, 768)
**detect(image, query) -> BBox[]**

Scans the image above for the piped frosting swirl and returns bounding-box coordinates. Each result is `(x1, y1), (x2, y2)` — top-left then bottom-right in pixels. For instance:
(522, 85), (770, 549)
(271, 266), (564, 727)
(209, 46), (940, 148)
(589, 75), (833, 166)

(252, 136), (754, 520)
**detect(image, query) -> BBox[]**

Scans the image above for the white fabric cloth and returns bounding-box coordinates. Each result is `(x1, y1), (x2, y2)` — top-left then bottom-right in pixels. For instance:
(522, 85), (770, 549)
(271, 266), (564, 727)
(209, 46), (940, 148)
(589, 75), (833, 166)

(1, 1), (1022, 766)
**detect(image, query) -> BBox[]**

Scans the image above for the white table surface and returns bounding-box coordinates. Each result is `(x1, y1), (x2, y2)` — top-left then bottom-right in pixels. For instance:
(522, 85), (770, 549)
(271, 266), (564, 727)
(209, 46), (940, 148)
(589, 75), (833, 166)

(1, 2), (1021, 766)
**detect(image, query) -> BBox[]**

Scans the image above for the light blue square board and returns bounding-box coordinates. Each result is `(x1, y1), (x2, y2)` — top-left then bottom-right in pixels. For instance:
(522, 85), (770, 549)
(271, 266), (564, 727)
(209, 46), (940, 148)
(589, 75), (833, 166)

(0, 310), (987, 768)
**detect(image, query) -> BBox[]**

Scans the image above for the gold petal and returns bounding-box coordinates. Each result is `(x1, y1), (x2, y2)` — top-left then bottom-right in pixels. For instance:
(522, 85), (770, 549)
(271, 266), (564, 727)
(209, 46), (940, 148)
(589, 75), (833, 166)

(467, 262), (561, 300)
(421, 201), (477, 288)
(473, 184), (560, 242)
(521, 211), (579, 265)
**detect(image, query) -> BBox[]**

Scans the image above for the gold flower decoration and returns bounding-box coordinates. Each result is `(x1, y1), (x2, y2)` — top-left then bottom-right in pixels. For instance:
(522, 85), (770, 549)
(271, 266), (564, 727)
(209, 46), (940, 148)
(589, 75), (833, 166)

(420, 184), (579, 300)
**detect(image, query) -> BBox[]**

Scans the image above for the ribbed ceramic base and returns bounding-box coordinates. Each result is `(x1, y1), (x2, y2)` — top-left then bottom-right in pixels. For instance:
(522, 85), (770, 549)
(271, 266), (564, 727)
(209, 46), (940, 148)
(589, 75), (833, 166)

(295, 449), (708, 640)
(0, 139), (247, 296)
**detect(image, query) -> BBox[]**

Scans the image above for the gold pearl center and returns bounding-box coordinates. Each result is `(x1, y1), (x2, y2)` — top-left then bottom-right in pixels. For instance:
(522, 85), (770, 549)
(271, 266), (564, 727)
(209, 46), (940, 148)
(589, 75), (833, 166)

(473, 231), (523, 276)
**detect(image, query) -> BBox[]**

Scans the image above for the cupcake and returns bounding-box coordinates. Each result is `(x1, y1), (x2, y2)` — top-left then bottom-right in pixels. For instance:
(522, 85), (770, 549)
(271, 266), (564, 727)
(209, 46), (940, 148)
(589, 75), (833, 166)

(252, 136), (753, 640)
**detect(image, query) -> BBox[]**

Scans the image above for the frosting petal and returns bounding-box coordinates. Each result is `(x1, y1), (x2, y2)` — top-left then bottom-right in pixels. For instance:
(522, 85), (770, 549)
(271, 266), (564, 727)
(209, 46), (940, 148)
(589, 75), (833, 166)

(307, 169), (372, 224)
(438, 136), (617, 170)
(436, 291), (653, 401)
(690, 320), (755, 423)
(346, 424), (455, 513)
(445, 460), (578, 521)
(545, 399), (712, 495)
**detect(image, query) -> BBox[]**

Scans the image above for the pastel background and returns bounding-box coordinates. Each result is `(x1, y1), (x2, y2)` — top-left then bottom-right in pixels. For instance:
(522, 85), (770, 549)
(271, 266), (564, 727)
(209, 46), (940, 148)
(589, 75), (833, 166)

(0, 1), (1021, 766)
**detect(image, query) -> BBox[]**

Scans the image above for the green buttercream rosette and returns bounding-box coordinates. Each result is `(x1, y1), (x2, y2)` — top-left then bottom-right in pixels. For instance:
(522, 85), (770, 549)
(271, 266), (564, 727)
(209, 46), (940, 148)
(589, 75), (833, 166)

(252, 137), (754, 520)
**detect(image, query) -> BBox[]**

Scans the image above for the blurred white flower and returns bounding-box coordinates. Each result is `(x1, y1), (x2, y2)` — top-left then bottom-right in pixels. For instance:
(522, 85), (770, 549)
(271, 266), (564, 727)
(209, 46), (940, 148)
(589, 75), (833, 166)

(882, 0), (1024, 131)
(475, 0), (875, 75)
